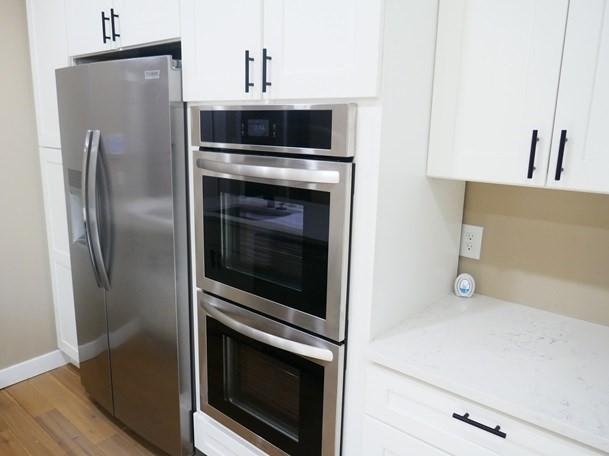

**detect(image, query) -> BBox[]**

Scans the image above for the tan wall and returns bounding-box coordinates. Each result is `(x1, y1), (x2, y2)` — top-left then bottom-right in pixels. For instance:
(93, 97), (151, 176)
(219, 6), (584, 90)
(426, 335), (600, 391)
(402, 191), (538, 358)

(0, 0), (57, 369)
(459, 182), (609, 326)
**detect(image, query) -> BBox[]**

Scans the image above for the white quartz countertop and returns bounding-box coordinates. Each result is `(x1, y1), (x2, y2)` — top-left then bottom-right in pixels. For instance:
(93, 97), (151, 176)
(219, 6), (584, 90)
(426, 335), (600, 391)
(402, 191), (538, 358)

(368, 294), (609, 453)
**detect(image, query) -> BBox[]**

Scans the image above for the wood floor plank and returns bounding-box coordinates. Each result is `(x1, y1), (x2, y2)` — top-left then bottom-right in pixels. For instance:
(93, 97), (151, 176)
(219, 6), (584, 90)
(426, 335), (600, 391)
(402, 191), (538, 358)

(36, 409), (104, 456)
(0, 429), (32, 456)
(50, 366), (87, 400)
(96, 433), (158, 456)
(5, 377), (55, 417)
(0, 369), (167, 456)
(0, 391), (67, 456)
(25, 373), (119, 444)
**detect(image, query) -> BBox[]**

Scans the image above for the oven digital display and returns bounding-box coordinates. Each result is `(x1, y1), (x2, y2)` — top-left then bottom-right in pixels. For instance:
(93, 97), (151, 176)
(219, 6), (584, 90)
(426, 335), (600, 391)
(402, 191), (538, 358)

(247, 119), (270, 137)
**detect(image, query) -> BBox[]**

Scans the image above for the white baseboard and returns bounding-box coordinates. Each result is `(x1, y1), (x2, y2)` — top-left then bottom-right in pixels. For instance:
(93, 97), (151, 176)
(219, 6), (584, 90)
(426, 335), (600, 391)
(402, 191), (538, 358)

(0, 349), (69, 389)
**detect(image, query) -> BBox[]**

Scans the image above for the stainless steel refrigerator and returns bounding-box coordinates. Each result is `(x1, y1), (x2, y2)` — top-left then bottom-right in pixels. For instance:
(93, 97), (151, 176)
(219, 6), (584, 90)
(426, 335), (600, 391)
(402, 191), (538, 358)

(56, 56), (192, 456)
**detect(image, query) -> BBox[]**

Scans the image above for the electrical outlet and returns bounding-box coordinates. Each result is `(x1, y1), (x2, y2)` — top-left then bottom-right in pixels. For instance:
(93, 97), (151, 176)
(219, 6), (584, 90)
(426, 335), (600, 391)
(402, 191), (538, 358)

(460, 224), (484, 260)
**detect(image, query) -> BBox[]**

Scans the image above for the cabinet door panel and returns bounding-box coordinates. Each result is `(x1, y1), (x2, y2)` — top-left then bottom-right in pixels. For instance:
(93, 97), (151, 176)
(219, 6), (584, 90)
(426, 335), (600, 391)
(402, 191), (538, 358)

(263, 0), (382, 100)
(547, 0), (609, 194)
(362, 416), (451, 456)
(39, 148), (78, 362)
(428, 0), (568, 186)
(181, 0), (262, 101)
(114, 0), (180, 48)
(27, 0), (69, 149)
(65, 0), (115, 56)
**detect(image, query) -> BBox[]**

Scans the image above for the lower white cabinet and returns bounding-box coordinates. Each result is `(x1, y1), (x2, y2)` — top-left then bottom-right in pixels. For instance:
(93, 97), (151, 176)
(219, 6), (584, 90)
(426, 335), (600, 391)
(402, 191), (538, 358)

(365, 364), (604, 456)
(193, 412), (266, 456)
(363, 416), (450, 456)
(39, 147), (78, 363)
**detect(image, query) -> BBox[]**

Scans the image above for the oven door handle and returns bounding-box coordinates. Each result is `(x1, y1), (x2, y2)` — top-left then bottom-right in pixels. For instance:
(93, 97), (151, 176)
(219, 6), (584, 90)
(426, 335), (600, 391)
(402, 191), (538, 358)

(202, 299), (334, 363)
(196, 158), (341, 184)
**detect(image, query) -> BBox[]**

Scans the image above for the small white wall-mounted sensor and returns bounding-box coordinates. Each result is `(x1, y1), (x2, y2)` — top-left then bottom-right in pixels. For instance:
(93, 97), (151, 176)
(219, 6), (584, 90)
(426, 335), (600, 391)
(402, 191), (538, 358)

(454, 273), (476, 298)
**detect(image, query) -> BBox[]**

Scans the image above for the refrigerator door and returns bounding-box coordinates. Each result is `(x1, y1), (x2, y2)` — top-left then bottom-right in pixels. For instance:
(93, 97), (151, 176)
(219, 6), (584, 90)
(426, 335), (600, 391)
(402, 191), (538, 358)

(57, 56), (191, 456)
(57, 66), (114, 414)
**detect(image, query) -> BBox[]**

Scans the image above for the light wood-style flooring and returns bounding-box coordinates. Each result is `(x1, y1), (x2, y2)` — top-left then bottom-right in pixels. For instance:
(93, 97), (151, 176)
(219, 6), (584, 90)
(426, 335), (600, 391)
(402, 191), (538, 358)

(0, 365), (164, 455)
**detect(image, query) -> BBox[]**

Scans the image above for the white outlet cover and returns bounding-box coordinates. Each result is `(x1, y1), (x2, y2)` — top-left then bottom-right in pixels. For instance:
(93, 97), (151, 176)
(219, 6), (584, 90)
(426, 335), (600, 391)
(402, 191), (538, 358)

(460, 224), (484, 260)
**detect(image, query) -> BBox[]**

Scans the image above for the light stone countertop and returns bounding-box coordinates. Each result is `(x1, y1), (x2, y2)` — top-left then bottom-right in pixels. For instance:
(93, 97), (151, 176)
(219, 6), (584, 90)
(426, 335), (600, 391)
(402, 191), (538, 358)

(368, 294), (609, 453)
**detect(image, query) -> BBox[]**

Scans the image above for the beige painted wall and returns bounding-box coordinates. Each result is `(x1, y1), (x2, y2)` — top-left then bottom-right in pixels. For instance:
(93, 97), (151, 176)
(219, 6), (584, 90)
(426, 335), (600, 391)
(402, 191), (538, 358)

(0, 0), (57, 369)
(459, 182), (609, 326)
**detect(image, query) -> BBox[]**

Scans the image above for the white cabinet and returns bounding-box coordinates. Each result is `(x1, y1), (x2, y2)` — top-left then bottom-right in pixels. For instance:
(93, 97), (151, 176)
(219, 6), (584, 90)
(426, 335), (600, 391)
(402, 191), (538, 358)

(429, 0), (609, 196)
(181, 0), (382, 102)
(26, 0), (69, 149)
(364, 364), (604, 456)
(181, 0), (262, 102)
(362, 416), (450, 456)
(427, 0), (569, 186)
(27, 0), (78, 363)
(547, 0), (609, 194)
(262, 0), (382, 100)
(65, 0), (180, 57)
(39, 148), (78, 363)
(65, 0), (116, 56)
(114, 0), (180, 48)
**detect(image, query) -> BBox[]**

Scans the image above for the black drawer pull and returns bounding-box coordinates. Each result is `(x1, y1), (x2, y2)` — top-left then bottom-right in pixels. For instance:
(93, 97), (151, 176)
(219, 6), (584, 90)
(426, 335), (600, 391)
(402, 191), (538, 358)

(101, 11), (111, 43)
(555, 129), (568, 181)
(262, 48), (272, 92)
(452, 412), (507, 439)
(527, 129), (539, 179)
(110, 8), (120, 40)
(244, 50), (254, 93)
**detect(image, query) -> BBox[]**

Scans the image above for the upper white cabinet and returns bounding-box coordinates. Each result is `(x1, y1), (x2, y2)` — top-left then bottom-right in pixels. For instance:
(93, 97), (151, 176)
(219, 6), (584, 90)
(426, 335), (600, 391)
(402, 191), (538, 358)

(262, 0), (382, 100)
(26, 0), (69, 148)
(182, 0), (262, 102)
(428, 0), (609, 195)
(65, 0), (116, 56)
(181, 0), (382, 102)
(427, 0), (569, 187)
(113, 0), (180, 48)
(65, 0), (180, 57)
(546, 0), (609, 194)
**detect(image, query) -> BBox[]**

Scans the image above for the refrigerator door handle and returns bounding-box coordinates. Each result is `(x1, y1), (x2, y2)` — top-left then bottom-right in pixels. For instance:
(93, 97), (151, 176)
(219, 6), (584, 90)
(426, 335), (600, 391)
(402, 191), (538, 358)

(87, 130), (111, 290)
(81, 130), (102, 287)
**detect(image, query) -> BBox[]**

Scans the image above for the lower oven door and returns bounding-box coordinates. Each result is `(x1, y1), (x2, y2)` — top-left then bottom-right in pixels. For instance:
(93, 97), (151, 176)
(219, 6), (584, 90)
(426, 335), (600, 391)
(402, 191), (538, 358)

(193, 150), (352, 342)
(198, 292), (344, 456)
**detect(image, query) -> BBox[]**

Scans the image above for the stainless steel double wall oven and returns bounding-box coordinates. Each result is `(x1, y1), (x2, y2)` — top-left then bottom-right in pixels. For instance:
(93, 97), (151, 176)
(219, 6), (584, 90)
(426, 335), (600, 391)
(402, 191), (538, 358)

(193, 104), (355, 455)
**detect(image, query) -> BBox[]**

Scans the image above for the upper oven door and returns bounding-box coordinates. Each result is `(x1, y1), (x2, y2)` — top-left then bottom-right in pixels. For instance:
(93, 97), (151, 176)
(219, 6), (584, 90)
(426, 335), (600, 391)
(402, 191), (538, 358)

(194, 151), (352, 342)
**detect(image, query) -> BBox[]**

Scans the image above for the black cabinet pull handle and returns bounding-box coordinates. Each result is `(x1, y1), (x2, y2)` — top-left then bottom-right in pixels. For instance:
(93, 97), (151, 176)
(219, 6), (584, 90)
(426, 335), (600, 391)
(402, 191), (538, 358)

(555, 129), (568, 181)
(101, 11), (111, 43)
(527, 129), (539, 179)
(110, 8), (120, 40)
(244, 50), (254, 93)
(452, 412), (507, 439)
(262, 48), (272, 93)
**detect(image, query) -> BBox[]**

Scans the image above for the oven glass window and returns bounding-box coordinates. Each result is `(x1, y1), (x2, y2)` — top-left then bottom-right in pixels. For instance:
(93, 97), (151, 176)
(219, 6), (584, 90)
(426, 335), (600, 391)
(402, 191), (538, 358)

(203, 177), (330, 318)
(207, 317), (324, 455)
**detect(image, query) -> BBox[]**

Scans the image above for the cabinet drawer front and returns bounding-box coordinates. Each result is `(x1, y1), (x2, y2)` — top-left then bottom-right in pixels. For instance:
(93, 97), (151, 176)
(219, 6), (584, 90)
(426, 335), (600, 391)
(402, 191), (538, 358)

(365, 364), (602, 456)
(363, 416), (451, 456)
